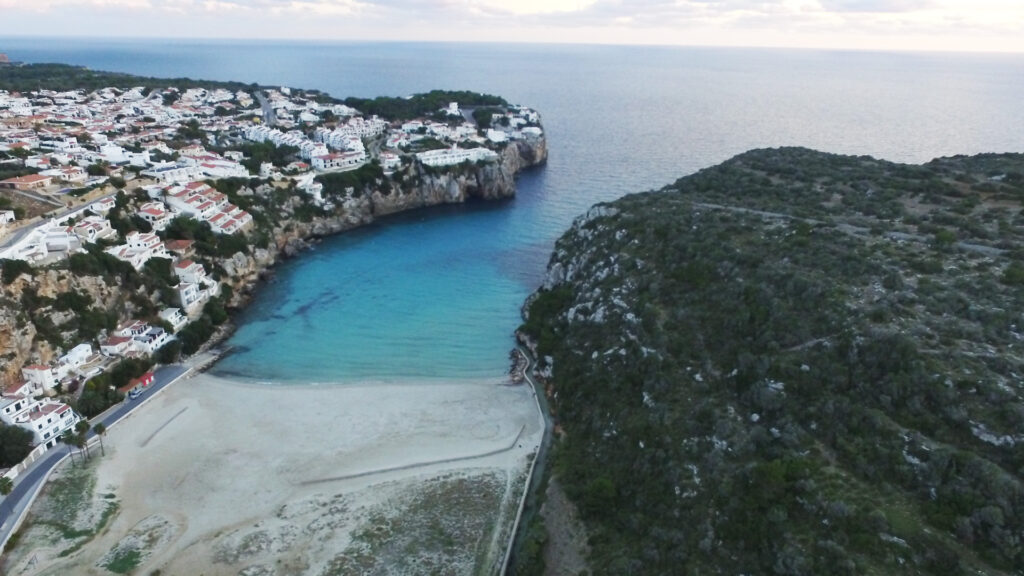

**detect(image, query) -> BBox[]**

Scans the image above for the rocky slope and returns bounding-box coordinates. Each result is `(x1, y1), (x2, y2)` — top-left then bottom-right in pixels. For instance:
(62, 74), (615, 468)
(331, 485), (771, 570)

(1, 269), (141, 383)
(518, 147), (1024, 575)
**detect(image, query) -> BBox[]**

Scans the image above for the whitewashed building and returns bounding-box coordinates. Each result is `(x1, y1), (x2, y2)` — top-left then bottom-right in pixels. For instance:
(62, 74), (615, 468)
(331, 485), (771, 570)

(104, 231), (171, 269)
(416, 146), (498, 167)
(137, 201), (173, 231)
(21, 365), (57, 394)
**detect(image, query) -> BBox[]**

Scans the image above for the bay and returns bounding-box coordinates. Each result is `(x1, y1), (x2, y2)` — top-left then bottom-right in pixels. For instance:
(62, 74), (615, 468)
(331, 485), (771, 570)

(6, 38), (1024, 381)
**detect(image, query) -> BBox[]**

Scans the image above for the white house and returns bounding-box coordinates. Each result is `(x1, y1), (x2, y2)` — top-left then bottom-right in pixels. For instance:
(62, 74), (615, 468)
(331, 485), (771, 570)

(177, 282), (205, 312)
(416, 145), (498, 167)
(174, 260), (223, 310)
(131, 326), (173, 355)
(159, 307), (188, 332)
(100, 335), (133, 357)
(40, 166), (88, 184)
(0, 382), (40, 426)
(44, 225), (79, 252)
(137, 201), (172, 231)
(98, 143), (129, 164)
(386, 133), (410, 148)
(90, 196), (116, 215)
(16, 399), (80, 449)
(141, 162), (201, 184)
(115, 319), (149, 339)
(21, 365), (57, 393)
(73, 215), (116, 243)
(196, 160), (249, 179)
(312, 151), (366, 171)
(104, 231), (171, 269)
(57, 343), (92, 373)
(0, 227), (48, 262)
(108, 320), (174, 355)
(380, 151), (402, 171)
(173, 259), (208, 285)
(127, 151), (152, 167)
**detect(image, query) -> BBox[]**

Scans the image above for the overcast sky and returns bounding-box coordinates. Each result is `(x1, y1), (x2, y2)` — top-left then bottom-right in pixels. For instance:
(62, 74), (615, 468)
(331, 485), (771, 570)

(3, 0), (1023, 52)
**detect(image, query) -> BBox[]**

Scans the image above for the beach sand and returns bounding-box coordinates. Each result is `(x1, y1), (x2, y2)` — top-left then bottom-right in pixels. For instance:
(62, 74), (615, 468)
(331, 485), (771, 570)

(3, 371), (542, 576)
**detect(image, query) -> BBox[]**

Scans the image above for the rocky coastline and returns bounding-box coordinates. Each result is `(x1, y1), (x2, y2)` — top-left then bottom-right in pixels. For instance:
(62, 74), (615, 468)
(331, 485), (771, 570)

(0, 134), (547, 384)
(222, 135), (547, 309)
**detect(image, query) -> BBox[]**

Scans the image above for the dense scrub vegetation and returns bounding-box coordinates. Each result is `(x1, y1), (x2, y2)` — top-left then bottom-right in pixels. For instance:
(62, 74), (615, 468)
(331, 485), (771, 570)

(0, 63), (260, 94)
(343, 90), (507, 121)
(316, 163), (385, 197)
(0, 423), (34, 467)
(519, 147), (1024, 575)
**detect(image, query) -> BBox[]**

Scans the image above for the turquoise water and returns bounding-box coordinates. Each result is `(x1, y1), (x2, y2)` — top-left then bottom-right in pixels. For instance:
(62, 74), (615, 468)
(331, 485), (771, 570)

(215, 200), (548, 381)
(7, 40), (1024, 382)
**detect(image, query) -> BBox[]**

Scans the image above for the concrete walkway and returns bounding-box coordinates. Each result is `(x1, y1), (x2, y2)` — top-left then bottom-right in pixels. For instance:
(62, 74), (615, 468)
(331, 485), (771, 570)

(501, 344), (554, 575)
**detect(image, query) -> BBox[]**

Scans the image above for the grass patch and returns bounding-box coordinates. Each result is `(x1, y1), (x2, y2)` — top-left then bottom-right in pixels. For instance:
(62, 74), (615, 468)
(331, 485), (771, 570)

(323, 473), (507, 576)
(55, 500), (120, 557)
(102, 548), (143, 574)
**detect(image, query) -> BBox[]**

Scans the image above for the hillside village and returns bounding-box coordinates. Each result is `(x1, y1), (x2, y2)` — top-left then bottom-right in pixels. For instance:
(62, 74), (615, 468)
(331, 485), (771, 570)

(0, 73), (545, 483)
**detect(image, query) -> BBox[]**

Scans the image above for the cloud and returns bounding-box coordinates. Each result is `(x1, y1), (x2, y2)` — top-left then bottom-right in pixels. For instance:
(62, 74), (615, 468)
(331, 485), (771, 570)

(817, 0), (934, 12)
(0, 0), (1021, 51)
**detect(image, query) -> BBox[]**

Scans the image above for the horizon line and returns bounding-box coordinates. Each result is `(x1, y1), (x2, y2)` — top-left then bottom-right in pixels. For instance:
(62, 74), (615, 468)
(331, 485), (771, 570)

(3, 34), (1024, 57)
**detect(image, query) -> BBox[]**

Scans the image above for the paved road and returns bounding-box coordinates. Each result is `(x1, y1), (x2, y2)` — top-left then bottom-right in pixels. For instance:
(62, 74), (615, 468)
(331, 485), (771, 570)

(93, 364), (189, 431)
(0, 192), (115, 251)
(0, 363), (190, 548)
(255, 91), (276, 126)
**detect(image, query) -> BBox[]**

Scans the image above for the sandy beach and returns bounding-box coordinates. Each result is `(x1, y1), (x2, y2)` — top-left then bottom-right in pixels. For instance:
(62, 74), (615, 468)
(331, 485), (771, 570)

(2, 371), (542, 576)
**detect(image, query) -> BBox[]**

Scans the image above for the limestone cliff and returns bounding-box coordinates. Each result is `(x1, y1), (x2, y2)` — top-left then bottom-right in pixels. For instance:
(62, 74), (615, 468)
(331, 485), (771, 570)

(221, 135), (547, 307)
(0, 270), (131, 385)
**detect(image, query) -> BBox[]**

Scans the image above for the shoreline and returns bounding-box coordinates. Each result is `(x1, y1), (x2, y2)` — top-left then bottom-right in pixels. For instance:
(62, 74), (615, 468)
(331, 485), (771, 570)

(202, 139), (548, 363)
(2, 370), (544, 575)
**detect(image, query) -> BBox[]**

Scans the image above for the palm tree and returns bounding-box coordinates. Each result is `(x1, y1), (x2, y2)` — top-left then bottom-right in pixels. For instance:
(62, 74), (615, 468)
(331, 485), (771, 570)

(75, 421), (91, 460)
(0, 476), (13, 519)
(61, 430), (77, 465)
(74, 434), (88, 461)
(92, 423), (107, 456)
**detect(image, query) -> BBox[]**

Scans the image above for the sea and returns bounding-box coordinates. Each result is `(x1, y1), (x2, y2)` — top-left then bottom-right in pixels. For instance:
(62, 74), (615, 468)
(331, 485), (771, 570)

(6, 39), (1024, 383)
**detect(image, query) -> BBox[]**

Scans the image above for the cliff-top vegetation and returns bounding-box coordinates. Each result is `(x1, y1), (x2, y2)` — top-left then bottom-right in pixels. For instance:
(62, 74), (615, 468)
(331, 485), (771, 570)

(518, 147), (1024, 575)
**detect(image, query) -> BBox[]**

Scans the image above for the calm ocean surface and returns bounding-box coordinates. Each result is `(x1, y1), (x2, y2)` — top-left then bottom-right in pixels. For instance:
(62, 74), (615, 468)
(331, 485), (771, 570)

(6, 39), (1024, 382)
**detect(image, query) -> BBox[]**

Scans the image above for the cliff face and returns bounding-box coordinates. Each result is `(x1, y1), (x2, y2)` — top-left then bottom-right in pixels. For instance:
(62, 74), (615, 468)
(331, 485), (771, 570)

(0, 270), (129, 385)
(360, 136), (546, 217)
(219, 135), (547, 307)
(0, 301), (38, 384)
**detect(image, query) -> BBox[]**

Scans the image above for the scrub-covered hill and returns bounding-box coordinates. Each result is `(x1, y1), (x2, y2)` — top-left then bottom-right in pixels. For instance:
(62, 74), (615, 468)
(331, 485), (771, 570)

(519, 147), (1024, 575)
